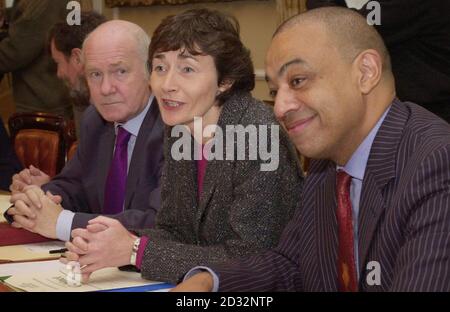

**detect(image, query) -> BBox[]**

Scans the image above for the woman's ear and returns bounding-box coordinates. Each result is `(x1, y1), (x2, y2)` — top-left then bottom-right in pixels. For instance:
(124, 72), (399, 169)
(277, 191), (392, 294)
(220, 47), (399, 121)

(354, 49), (382, 94)
(218, 79), (234, 93)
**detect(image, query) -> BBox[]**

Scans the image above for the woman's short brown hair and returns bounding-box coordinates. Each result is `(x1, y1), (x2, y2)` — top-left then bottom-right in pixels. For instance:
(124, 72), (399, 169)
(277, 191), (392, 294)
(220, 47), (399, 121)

(148, 9), (255, 105)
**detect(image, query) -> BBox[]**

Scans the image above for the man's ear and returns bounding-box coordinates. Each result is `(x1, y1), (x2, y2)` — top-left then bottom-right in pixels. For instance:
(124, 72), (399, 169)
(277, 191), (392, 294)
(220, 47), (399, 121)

(71, 48), (83, 67)
(354, 49), (382, 95)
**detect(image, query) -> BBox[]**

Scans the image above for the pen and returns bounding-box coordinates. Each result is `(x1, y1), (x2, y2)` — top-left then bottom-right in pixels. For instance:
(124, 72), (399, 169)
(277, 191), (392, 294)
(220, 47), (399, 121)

(49, 248), (69, 254)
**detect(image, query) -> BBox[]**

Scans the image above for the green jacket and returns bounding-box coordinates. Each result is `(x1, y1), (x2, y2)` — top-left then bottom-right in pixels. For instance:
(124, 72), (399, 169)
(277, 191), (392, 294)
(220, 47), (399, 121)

(0, 0), (72, 117)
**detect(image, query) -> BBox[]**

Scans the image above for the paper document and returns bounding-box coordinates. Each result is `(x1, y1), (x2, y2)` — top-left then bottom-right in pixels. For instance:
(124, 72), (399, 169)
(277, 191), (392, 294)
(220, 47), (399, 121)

(0, 260), (61, 278)
(4, 261), (172, 292)
(0, 194), (11, 223)
(0, 241), (65, 263)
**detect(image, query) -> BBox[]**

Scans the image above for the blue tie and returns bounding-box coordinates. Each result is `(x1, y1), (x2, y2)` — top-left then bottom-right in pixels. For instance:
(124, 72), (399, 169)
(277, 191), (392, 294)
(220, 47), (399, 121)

(103, 127), (131, 215)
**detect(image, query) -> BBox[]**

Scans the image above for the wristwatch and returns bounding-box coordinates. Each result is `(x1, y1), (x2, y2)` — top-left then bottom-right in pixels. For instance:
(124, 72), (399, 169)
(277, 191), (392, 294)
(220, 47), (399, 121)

(130, 237), (141, 266)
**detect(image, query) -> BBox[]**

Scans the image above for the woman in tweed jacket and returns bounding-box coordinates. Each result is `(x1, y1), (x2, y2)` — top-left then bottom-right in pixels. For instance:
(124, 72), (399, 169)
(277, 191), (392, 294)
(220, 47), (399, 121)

(65, 9), (303, 284)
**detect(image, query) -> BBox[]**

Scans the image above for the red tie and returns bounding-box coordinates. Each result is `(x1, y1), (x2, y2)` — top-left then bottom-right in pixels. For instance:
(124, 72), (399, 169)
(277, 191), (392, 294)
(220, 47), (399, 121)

(336, 170), (358, 292)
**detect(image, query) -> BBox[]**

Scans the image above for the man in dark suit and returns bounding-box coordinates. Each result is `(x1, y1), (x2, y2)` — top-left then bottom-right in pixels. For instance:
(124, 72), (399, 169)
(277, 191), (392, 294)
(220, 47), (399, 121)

(0, 116), (22, 191)
(307, 0), (450, 122)
(6, 20), (164, 241)
(174, 7), (450, 291)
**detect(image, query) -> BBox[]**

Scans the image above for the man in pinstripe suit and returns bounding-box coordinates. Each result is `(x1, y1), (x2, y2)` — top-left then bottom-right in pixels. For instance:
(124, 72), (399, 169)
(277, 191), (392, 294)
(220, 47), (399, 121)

(174, 7), (450, 291)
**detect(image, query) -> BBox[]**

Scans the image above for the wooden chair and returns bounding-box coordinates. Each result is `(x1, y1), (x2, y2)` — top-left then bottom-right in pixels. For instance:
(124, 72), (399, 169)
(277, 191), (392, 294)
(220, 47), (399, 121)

(8, 112), (68, 177)
(65, 119), (78, 162)
(67, 140), (78, 162)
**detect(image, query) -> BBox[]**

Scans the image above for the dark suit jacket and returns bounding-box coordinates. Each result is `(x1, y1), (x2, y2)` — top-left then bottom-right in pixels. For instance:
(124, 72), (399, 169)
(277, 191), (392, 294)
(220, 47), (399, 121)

(43, 99), (164, 230)
(307, 0), (450, 122)
(137, 92), (303, 284)
(213, 100), (450, 291)
(0, 117), (22, 191)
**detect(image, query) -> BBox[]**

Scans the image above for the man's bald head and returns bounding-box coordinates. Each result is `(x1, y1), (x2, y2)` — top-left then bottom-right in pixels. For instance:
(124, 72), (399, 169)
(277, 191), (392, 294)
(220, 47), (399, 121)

(82, 20), (152, 123)
(83, 20), (150, 68)
(275, 7), (391, 73)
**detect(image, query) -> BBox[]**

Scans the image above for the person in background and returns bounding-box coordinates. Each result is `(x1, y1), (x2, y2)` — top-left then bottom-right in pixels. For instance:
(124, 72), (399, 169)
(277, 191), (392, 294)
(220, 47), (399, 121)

(63, 9), (302, 285)
(8, 11), (108, 192)
(0, 0), (7, 41)
(0, 0), (72, 117)
(49, 10), (107, 138)
(307, 0), (450, 122)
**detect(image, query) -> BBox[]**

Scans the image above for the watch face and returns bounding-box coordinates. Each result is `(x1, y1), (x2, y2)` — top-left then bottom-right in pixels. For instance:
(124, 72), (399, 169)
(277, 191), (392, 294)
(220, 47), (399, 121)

(130, 238), (141, 266)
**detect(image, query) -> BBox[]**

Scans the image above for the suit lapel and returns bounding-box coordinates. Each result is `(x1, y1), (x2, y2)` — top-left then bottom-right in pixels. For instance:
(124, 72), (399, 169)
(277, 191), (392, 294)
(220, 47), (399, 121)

(178, 141), (199, 235)
(195, 92), (251, 228)
(358, 99), (408, 274)
(315, 163), (339, 291)
(165, 129), (199, 235)
(196, 158), (220, 227)
(97, 123), (115, 211)
(124, 99), (161, 210)
(357, 172), (386, 275)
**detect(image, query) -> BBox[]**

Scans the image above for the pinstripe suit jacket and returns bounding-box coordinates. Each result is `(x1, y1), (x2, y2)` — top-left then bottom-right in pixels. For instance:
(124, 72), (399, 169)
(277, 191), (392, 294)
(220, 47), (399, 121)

(137, 92), (303, 284)
(213, 99), (450, 291)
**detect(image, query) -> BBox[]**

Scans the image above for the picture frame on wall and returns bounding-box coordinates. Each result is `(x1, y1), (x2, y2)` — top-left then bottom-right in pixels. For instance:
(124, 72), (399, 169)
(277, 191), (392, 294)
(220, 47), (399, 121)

(105, 0), (266, 7)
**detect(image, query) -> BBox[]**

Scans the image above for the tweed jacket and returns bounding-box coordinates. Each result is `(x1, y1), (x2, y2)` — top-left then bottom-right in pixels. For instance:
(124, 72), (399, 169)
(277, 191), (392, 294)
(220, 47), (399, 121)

(213, 99), (450, 291)
(138, 92), (303, 284)
(43, 99), (164, 230)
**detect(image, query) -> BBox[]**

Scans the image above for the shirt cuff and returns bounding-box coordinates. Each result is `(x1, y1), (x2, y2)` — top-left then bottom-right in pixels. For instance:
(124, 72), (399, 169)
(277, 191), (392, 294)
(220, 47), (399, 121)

(184, 266), (219, 292)
(135, 236), (149, 270)
(56, 210), (75, 241)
